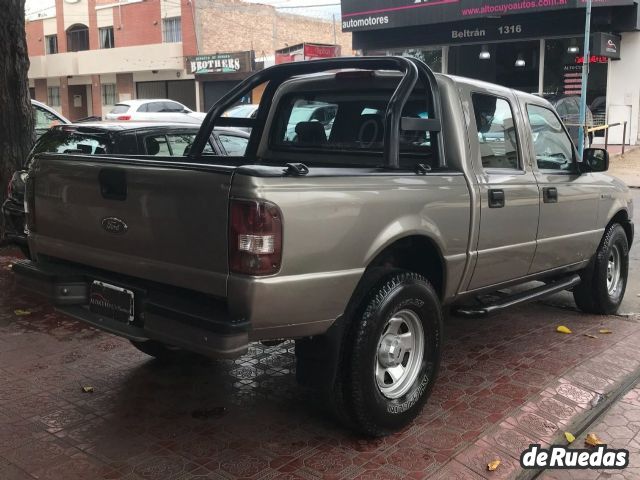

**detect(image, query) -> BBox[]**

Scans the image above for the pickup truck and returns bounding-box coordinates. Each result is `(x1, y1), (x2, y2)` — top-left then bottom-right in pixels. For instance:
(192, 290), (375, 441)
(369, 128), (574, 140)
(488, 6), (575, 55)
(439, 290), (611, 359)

(13, 57), (633, 436)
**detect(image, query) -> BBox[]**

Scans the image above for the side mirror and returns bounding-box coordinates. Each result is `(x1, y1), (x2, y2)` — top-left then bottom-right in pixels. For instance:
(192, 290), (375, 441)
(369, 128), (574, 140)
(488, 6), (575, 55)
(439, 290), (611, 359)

(582, 147), (609, 172)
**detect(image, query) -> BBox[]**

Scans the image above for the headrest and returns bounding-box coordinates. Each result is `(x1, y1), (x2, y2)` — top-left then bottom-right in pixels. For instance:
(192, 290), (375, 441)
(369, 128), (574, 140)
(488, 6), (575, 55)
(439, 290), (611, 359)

(295, 121), (327, 145)
(146, 137), (160, 156)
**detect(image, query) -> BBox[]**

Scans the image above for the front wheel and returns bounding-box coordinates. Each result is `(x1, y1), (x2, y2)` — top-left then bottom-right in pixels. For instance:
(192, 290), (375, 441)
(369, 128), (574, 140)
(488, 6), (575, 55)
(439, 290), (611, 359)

(341, 272), (443, 436)
(573, 223), (629, 314)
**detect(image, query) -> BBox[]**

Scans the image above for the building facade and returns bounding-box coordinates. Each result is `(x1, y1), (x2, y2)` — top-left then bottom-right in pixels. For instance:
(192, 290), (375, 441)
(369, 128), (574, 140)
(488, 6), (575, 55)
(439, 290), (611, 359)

(26, 0), (351, 120)
(342, 0), (640, 145)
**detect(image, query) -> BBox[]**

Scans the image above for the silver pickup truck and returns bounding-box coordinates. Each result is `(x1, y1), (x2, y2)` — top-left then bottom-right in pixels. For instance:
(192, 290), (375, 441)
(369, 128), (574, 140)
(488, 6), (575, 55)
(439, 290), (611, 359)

(13, 57), (633, 436)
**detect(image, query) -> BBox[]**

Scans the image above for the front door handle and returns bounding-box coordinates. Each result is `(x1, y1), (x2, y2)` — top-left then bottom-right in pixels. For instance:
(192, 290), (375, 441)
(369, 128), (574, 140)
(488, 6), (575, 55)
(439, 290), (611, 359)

(543, 187), (558, 203)
(488, 189), (505, 208)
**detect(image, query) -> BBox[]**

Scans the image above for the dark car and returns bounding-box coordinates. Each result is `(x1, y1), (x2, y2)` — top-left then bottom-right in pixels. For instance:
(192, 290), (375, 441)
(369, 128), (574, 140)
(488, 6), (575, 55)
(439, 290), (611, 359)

(1, 123), (249, 256)
(543, 94), (594, 147)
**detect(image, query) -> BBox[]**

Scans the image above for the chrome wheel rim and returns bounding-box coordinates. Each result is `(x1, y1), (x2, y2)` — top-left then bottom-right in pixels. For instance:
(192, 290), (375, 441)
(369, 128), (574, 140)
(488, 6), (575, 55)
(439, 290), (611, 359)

(607, 245), (622, 296)
(375, 309), (424, 399)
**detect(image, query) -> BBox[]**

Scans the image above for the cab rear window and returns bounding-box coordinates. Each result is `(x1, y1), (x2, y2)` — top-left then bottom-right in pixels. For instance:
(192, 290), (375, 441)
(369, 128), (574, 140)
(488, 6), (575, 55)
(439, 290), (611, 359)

(271, 90), (435, 168)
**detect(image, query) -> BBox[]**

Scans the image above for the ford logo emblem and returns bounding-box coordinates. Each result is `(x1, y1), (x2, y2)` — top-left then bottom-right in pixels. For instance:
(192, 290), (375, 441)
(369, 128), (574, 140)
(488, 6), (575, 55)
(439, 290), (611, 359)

(101, 217), (128, 235)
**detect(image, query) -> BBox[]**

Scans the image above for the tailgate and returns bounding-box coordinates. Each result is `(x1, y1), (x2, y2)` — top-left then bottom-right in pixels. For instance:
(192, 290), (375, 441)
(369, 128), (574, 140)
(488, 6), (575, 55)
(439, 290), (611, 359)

(29, 156), (233, 297)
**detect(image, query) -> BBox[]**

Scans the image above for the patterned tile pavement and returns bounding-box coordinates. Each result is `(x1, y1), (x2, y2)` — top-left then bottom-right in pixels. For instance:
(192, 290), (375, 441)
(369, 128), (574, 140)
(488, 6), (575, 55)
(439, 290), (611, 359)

(2, 247), (640, 479)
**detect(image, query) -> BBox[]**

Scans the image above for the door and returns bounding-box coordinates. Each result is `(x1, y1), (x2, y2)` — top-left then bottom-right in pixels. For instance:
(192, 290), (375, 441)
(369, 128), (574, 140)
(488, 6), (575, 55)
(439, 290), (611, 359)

(467, 92), (540, 290)
(524, 102), (601, 272)
(67, 85), (88, 121)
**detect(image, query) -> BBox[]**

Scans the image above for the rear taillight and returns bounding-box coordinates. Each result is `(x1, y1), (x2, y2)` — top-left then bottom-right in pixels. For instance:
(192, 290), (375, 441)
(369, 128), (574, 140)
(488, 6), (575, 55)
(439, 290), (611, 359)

(117, 115), (131, 120)
(229, 199), (282, 275)
(24, 173), (35, 234)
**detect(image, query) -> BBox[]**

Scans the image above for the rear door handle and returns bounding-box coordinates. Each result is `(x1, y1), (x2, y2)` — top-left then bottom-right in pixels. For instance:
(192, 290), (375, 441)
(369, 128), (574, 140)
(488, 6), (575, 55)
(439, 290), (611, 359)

(543, 187), (558, 203)
(488, 189), (505, 208)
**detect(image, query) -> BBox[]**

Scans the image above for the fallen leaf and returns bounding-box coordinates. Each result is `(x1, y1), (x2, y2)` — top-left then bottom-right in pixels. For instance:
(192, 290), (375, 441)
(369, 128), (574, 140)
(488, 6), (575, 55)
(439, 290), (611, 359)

(556, 325), (572, 334)
(564, 431), (576, 443)
(599, 329), (612, 334)
(81, 386), (94, 393)
(585, 433), (603, 447)
(583, 334), (598, 339)
(487, 459), (501, 471)
(14, 309), (31, 316)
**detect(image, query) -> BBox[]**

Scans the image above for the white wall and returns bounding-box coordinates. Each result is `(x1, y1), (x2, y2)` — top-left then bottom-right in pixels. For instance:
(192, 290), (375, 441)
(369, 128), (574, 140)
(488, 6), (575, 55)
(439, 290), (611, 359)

(607, 32), (640, 145)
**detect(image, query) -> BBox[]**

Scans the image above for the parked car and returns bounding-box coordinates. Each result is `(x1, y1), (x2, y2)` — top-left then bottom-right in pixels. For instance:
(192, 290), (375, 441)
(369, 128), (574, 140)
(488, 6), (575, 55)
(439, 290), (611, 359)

(222, 103), (259, 119)
(32, 99), (69, 138)
(104, 99), (206, 124)
(14, 57), (633, 436)
(1, 123), (248, 256)
(544, 94), (594, 147)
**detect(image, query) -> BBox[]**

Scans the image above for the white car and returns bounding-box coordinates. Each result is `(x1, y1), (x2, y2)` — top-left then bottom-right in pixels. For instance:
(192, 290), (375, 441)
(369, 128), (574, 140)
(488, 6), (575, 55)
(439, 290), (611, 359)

(104, 99), (206, 124)
(32, 99), (70, 138)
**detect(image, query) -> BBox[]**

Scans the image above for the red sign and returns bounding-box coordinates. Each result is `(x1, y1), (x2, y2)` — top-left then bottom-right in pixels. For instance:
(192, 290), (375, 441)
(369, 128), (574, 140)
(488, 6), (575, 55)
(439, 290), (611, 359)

(275, 43), (341, 64)
(575, 55), (609, 64)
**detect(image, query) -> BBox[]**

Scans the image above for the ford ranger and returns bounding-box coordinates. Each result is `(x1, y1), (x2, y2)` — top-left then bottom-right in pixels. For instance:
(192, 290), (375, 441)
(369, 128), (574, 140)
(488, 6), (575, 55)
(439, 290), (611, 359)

(12, 57), (633, 436)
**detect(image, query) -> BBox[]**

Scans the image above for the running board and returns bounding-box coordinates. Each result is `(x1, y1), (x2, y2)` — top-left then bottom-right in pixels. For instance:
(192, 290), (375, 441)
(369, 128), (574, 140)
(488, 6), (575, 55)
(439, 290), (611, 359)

(453, 274), (581, 318)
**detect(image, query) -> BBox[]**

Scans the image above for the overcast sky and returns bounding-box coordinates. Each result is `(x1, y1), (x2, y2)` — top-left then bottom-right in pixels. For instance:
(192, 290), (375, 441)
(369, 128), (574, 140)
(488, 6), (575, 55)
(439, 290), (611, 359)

(25, 0), (340, 20)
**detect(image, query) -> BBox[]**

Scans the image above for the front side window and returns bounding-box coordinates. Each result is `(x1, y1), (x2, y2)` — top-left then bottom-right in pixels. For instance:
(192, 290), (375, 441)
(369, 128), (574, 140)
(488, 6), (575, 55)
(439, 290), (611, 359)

(162, 17), (182, 43)
(47, 87), (60, 106)
(99, 26), (114, 49)
(33, 105), (61, 131)
(218, 134), (248, 156)
(101, 84), (116, 105)
(472, 94), (520, 170)
(166, 133), (197, 156)
(45, 34), (58, 54)
(527, 104), (575, 171)
(145, 135), (171, 156)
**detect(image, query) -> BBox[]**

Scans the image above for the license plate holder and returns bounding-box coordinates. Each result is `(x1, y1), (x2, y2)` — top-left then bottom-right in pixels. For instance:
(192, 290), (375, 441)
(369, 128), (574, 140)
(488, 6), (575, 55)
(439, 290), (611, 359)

(89, 281), (135, 323)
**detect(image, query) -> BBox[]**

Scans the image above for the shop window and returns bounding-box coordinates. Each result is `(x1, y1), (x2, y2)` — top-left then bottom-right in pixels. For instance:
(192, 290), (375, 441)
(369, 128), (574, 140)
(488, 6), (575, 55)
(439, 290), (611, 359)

(47, 86), (60, 107)
(543, 38), (607, 136)
(472, 94), (520, 170)
(101, 84), (116, 106)
(45, 34), (58, 54)
(527, 104), (575, 172)
(66, 24), (89, 52)
(367, 47), (443, 73)
(99, 26), (114, 49)
(162, 17), (182, 43)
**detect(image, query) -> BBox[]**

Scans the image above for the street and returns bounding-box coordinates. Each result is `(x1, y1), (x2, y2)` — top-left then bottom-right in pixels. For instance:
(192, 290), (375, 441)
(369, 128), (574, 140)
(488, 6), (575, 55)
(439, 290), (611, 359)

(1, 180), (640, 479)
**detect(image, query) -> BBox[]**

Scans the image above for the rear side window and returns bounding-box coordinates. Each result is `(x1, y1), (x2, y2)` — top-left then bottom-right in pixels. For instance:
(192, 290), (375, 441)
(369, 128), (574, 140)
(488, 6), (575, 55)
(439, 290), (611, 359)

(144, 135), (171, 156)
(472, 94), (520, 170)
(110, 104), (130, 114)
(271, 90), (435, 168)
(218, 134), (248, 156)
(527, 104), (575, 172)
(32, 130), (109, 155)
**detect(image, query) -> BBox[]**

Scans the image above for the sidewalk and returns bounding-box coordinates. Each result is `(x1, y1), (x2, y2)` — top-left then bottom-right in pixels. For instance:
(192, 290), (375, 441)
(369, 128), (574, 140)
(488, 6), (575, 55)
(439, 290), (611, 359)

(608, 146), (640, 188)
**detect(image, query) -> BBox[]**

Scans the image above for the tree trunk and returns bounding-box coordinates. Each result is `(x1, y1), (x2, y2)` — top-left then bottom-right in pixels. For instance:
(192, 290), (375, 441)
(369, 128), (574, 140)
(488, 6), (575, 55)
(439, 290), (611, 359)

(0, 0), (34, 205)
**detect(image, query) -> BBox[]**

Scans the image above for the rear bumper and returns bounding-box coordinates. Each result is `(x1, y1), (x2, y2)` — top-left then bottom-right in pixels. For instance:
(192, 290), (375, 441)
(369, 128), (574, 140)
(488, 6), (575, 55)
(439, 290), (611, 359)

(12, 259), (249, 358)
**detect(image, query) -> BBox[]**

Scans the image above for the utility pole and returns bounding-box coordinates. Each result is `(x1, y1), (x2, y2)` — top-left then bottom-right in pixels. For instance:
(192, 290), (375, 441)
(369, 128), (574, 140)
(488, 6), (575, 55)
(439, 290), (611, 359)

(577, 0), (592, 157)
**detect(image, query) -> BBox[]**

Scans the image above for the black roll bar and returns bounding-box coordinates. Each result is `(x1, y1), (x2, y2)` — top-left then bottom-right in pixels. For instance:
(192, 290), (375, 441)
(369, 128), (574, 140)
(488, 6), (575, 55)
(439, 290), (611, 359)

(189, 56), (444, 169)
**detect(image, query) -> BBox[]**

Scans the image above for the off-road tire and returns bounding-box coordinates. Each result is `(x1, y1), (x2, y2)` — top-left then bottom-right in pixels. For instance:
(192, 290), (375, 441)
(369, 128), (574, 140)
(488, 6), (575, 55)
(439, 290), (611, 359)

(340, 272), (443, 436)
(573, 223), (629, 314)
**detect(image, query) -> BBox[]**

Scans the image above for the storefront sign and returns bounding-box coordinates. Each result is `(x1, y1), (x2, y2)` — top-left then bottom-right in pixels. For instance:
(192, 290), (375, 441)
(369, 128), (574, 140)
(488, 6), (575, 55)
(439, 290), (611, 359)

(275, 43), (341, 64)
(341, 0), (635, 32)
(591, 32), (621, 59)
(186, 52), (253, 75)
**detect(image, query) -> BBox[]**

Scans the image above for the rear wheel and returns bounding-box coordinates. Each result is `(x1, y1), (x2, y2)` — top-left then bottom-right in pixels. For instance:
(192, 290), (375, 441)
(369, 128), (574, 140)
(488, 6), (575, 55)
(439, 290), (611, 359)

(573, 223), (629, 314)
(336, 272), (442, 436)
